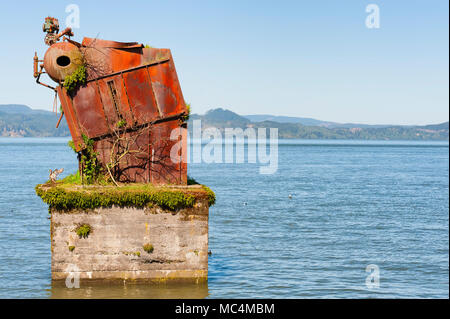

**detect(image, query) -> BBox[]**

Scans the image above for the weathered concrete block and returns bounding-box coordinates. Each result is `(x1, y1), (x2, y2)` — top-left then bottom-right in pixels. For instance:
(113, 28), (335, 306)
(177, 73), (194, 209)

(51, 202), (209, 283)
(36, 184), (215, 283)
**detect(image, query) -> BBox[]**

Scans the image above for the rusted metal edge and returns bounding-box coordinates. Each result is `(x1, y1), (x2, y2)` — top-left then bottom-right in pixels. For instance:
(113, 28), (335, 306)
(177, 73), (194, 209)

(57, 86), (82, 149)
(85, 58), (170, 83)
(167, 51), (186, 110)
(81, 37), (141, 49)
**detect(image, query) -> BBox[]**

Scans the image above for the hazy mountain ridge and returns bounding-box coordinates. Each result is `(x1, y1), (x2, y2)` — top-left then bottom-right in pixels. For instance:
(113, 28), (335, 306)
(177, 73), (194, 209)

(0, 105), (448, 140)
(243, 112), (448, 129)
(0, 104), (70, 137)
(243, 114), (334, 126)
(189, 108), (448, 140)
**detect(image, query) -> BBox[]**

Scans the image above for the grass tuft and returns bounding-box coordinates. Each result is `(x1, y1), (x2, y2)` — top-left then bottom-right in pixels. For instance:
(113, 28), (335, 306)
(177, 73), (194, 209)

(35, 183), (214, 211)
(143, 243), (154, 254)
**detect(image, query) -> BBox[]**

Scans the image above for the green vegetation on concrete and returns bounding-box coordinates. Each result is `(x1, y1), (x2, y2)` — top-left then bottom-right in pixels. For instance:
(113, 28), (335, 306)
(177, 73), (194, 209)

(75, 224), (91, 238)
(186, 176), (215, 206)
(201, 185), (216, 206)
(59, 171), (82, 184)
(35, 182), (215, 211)
(143, 243), (154, 253)
(122, 251), (141, 257)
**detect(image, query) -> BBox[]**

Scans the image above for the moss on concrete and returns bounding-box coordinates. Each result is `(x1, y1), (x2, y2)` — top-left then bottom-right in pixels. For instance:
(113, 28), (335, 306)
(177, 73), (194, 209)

(122, 251), (141, 257)
(35, 182), (215, 211)
(186, 176), (216, 206)
(201, 185), (216, 206)
(75, 224), (91, 238)
(143, 243), (154, 253)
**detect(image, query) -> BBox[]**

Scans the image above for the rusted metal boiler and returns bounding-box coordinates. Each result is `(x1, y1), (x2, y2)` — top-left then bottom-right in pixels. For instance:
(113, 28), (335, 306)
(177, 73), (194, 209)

(34, 17), (188, 184)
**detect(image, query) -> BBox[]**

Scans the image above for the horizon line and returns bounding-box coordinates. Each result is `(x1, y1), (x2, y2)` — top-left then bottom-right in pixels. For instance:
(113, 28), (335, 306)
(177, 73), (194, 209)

(2, 104), (448, 127)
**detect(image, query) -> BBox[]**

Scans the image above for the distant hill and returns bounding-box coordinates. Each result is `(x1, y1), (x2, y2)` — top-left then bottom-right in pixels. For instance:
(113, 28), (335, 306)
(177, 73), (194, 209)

(0, 104), (36, 114)
(243, 114), (332, 126)
(189, 108), (448, 141)
(191, 108), (250, 127)
(0, 104), (70, 137)
(421, 122), (449, 130)
(243, 114), (397, 128)
(0, 104), (448, 140)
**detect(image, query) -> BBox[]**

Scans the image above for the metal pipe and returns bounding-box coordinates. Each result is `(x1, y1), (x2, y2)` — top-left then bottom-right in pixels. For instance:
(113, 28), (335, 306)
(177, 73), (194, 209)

(56, 112), (64, 128)
(33, 52), (39, 78)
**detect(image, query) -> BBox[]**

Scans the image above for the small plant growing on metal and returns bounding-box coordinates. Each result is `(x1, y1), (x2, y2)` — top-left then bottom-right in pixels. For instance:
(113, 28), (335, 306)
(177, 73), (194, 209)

(116, 119), (127, 128)
(181, 103), (191, 122)
(80, 135), (101, 184)
(63, 65), (87, 93)
(143, 243), (154, 253)
(68, 135), (102, 185)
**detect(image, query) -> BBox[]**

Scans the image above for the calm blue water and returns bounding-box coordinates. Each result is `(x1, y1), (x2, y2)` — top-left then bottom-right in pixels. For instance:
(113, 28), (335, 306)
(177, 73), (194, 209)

(0, 138), (448, 298)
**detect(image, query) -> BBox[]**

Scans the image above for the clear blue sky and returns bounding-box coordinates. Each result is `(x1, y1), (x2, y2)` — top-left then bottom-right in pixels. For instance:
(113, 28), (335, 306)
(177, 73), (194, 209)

(0, 0), (448, 125)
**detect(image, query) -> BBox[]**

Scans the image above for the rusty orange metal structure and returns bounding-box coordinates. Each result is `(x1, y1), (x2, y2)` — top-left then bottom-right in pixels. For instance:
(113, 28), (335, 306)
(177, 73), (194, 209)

(34, 17), (187, 184)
